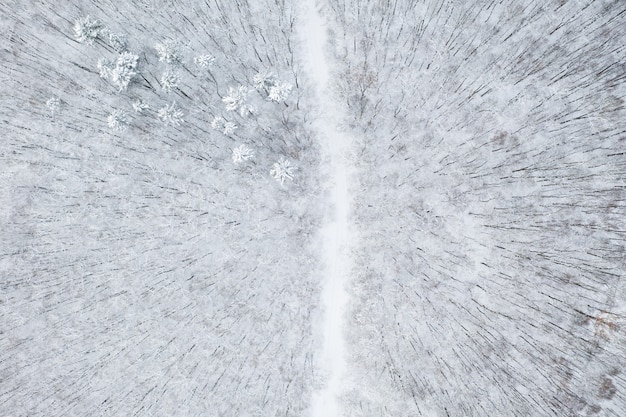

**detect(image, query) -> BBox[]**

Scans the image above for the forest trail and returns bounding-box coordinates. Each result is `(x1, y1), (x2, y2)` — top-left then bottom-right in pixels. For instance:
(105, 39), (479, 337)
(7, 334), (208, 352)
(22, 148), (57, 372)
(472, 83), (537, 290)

(300, 1), (353, 416)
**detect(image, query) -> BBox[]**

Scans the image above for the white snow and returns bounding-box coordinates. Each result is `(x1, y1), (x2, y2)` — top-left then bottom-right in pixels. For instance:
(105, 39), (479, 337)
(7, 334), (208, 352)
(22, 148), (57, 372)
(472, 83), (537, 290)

(1, 2), (323, 416)
(4, 1), (626, 416)
(300, 1), (354, 416)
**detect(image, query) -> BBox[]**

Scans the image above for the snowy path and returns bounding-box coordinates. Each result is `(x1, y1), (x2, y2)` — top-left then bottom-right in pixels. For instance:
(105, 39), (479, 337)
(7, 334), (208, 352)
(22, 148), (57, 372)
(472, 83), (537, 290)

(300, 1), (353, 416)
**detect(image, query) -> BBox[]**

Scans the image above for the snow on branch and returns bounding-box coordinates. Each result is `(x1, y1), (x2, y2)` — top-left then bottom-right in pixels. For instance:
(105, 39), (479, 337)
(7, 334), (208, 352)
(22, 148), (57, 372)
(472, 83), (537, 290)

(132, 99), (149, 114)
(270, 158), (296, 185)
(155, 40), (183, 66)
(268, 82), (292, 103)
(73, 16), (104, 45)
(194, 54), (215, 69)
(211, 116), (238, 136)
(103, 30), (128, 52)
(98, 51), (139, 91)
(160, 70), (179, 93)
(232, 144), (255, 164)
(46, 97), (60, 116)
(107, 110), (129, 131)
(253, 71), (292, 103)
(157, 102), (184, 126)
(222, 85), (255, 116)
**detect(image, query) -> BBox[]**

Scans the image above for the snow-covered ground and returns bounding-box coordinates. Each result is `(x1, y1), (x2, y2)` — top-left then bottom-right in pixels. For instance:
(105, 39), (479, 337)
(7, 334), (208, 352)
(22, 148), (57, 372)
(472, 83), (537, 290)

(2, 0), (626, 416)
(299, 0), (354, 416)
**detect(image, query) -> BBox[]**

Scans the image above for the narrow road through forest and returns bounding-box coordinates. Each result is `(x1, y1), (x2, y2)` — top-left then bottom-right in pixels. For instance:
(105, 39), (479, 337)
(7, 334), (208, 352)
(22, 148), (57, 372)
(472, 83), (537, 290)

(300, 1), (353, 416)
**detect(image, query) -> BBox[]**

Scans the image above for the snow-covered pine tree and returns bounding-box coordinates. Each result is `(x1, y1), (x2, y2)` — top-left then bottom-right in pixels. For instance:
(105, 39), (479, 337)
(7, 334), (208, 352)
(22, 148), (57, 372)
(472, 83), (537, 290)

(155, 40), (183, 66)
(194, 54), (215, 69)
(157, 102), (184, 126)
(223, 85), (254, 116)
(107, 109), (129, 131)
(232, 144), (254, 163)
(73, 15), (104, 45)
(98, 51), (139, 91)
(270, 158), (296, 185)
(160, 70), (179, 93)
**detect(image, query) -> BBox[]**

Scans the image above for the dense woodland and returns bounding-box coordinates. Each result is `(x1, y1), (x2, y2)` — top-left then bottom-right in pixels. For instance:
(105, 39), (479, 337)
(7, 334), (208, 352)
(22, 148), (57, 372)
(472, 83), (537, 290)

(324, 0), (626, 415)
(1, 0), (625, 416)
(1, 1), (324, 416)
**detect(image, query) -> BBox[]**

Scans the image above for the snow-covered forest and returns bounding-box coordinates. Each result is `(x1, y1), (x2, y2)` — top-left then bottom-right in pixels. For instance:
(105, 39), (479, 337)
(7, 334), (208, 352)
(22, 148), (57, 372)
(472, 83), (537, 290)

(1, 0), (625, 416)
(323, 1), (626, 415)
(2, 1), (323, 416)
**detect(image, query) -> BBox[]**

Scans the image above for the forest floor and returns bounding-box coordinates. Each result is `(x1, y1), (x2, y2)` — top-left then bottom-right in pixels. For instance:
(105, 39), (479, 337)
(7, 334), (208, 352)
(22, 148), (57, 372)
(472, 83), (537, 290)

(300, 1), (354, 416)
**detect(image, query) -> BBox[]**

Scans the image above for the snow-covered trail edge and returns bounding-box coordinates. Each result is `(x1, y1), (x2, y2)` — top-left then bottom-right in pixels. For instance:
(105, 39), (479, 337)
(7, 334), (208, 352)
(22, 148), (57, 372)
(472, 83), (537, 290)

(299, 1), (353, 416)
